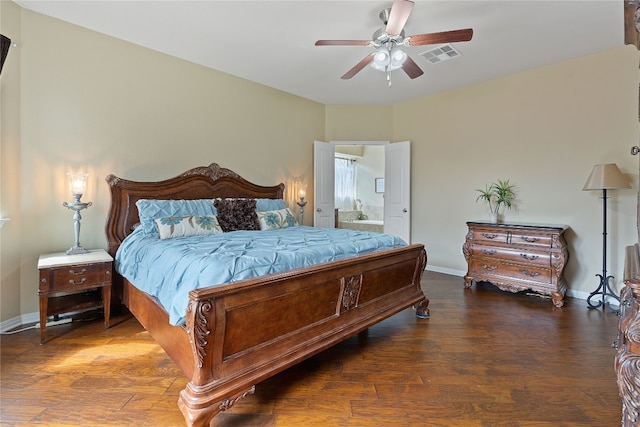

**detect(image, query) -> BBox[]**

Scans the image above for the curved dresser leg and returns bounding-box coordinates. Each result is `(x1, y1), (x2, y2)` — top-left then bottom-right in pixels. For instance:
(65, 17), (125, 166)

(463, 276), (473, 289)
(551, 292), (565, 308)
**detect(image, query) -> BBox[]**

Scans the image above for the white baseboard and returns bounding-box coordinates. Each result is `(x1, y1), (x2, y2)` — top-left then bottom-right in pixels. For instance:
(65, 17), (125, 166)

(426, 265), (466, 277)
(1, 311), (40, 333)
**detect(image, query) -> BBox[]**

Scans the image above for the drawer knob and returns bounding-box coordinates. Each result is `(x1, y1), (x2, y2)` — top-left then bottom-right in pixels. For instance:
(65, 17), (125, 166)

(68, 278), (87, 286)
(482, 233), (498, 239)
(480, 263), (498, 271)
(69, 268), (87, 276)
(520, 269), (540, 277)
(520, 253), (539, 261)
(521, 236), (540, 243)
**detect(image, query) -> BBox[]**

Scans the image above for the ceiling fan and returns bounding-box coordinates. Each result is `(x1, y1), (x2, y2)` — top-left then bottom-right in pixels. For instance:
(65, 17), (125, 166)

(315, 0), (473, 84)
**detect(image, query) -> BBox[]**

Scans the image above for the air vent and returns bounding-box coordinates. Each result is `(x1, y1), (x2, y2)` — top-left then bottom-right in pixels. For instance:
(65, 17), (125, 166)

(419, 44), (461, 64)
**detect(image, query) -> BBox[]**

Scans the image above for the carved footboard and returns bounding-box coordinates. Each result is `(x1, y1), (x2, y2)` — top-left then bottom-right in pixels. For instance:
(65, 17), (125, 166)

(125, 244), (427, 427)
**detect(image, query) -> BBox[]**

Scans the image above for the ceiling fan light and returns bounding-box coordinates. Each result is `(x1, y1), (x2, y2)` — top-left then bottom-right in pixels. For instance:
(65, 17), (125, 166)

(373, 48), (390, 67)
(390, 48), (407, 67)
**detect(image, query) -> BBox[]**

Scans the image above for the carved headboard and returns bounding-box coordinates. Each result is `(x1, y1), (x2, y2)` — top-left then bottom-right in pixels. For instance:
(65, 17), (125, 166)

(104, 163), (284, 257)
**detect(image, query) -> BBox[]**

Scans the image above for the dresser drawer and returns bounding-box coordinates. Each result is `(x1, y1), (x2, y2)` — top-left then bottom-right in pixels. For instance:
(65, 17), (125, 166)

(469, 258), (552, 284)
(40, 261), (112, 294)
(472, 229), (510, 244)
(472, 244), (551, 267)
(509, 231), (554, 248)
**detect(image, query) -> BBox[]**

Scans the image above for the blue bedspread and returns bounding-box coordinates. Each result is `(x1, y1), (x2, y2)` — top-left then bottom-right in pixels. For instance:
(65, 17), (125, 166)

(116, 226), (406, 325)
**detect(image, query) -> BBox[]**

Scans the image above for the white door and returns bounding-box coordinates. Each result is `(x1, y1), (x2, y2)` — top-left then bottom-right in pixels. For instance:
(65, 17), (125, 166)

(384, 141), (411, 243)
(313, 141), (335, 228)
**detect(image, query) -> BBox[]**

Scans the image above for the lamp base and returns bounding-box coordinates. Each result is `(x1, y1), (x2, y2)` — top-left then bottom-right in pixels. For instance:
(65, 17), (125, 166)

(66, 246), (89, 255)
(586, 273), (620, 312)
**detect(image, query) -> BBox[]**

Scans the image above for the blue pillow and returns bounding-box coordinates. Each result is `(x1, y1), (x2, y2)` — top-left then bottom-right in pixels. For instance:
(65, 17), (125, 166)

(136, 199), (217, 235)
(255, 198), (286, 212)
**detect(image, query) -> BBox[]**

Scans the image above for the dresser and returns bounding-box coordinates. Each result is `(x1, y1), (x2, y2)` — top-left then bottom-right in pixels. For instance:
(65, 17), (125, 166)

(37, 249), (113, 344)
(462, 221), (569, 307)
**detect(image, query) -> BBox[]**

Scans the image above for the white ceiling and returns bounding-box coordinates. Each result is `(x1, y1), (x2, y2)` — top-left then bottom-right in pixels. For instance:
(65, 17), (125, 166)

(14, 0), (625, 105)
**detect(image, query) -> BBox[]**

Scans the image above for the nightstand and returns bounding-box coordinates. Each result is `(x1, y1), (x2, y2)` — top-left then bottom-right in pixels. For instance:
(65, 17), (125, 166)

(37, 249), (113, 344)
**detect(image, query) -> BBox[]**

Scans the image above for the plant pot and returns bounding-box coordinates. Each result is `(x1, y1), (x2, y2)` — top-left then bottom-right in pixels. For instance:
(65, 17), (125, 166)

(488, 212), (499, 223)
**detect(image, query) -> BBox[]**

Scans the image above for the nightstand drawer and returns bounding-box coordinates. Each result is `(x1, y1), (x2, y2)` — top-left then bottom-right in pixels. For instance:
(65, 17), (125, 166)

(39, 261), (112, 294)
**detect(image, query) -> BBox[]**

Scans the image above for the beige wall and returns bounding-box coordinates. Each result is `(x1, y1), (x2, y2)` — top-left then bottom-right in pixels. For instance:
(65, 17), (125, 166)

(392, 45), (640, 297)
(325, 105), (393, 141)
(2, 3), (639, 324)
(1, 6), (324, 323)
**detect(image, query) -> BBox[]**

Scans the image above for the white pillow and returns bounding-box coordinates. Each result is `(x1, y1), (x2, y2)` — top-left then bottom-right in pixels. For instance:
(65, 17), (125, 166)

(256, 208), (298, 230)
(154, 215), (222, 239)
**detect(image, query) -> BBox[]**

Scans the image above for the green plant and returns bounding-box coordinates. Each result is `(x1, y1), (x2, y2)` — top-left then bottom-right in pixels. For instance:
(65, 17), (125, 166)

(475, 179), (517, 214)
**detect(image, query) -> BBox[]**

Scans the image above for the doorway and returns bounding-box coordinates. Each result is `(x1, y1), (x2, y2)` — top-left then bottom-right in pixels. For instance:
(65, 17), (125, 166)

(313, 140), (411, 243)
(334, 144), (385, 233)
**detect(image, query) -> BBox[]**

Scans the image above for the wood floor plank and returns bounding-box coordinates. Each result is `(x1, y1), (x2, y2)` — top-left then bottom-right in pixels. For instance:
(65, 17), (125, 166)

(0, 271), (622, 426)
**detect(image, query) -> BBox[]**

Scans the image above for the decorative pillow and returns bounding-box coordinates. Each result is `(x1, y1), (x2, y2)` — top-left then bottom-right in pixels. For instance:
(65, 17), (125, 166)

(214, 198), (260, 232)
(255, 198), (286, 212)
(154, 215), (222, 239)
(257, 208), (298, 230)
(136, 199), (217, 235)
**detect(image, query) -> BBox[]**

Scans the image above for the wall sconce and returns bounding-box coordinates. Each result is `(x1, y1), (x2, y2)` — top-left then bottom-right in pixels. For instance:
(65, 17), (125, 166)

(63, 172), (92, 255)
(296, 187), (308, 225)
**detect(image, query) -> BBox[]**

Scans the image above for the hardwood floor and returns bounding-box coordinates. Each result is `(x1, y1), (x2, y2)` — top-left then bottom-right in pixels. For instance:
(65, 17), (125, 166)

(1, 271), (621, 426)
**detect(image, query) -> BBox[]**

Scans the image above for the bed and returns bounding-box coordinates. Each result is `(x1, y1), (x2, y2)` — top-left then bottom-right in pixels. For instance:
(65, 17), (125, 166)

(105, 163), (429, 427)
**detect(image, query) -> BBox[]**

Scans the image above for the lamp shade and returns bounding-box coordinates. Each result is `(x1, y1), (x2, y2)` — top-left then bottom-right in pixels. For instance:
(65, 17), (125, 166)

(67, 172), (88, 196)
(582, 163), (630, 191)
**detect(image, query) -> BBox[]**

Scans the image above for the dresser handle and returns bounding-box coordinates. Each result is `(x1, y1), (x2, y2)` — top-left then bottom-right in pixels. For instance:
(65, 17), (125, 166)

(520, 253), (539, 261)
(521, 236), (540, 243)
(520, 269), (540, 277)
(68, 278), (87, 286)
(68, 268), (87, 276)
(481, 249), (497, 255)
(482, 233), (499, 239)
(480, 264), (498, 271)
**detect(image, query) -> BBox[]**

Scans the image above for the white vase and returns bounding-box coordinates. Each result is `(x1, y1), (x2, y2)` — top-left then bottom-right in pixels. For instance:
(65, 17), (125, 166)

(488, 212), (498, 223)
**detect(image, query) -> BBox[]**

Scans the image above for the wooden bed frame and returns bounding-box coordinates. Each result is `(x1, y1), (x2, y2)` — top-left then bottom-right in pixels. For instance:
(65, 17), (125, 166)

(105, 163), (429, 427)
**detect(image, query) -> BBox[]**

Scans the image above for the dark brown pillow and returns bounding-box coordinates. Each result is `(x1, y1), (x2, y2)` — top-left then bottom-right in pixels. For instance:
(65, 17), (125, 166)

(214, 198), (260, 232)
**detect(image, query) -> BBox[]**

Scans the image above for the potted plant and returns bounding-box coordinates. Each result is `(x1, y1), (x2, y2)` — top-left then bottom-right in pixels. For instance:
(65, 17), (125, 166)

(475, 179), (517, 223)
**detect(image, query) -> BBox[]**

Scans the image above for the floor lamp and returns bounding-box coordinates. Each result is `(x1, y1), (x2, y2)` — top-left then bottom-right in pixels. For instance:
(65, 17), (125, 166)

(582, 163), (630, 311)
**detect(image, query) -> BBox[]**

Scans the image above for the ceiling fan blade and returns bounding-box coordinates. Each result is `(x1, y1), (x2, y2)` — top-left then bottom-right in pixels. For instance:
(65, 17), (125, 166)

(315, 40), (372, 46)
(402, 56), (424, 79)
(385, 0), (415, 36)
(341, 54), (374, 79)
(407, 28), (474, 46)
